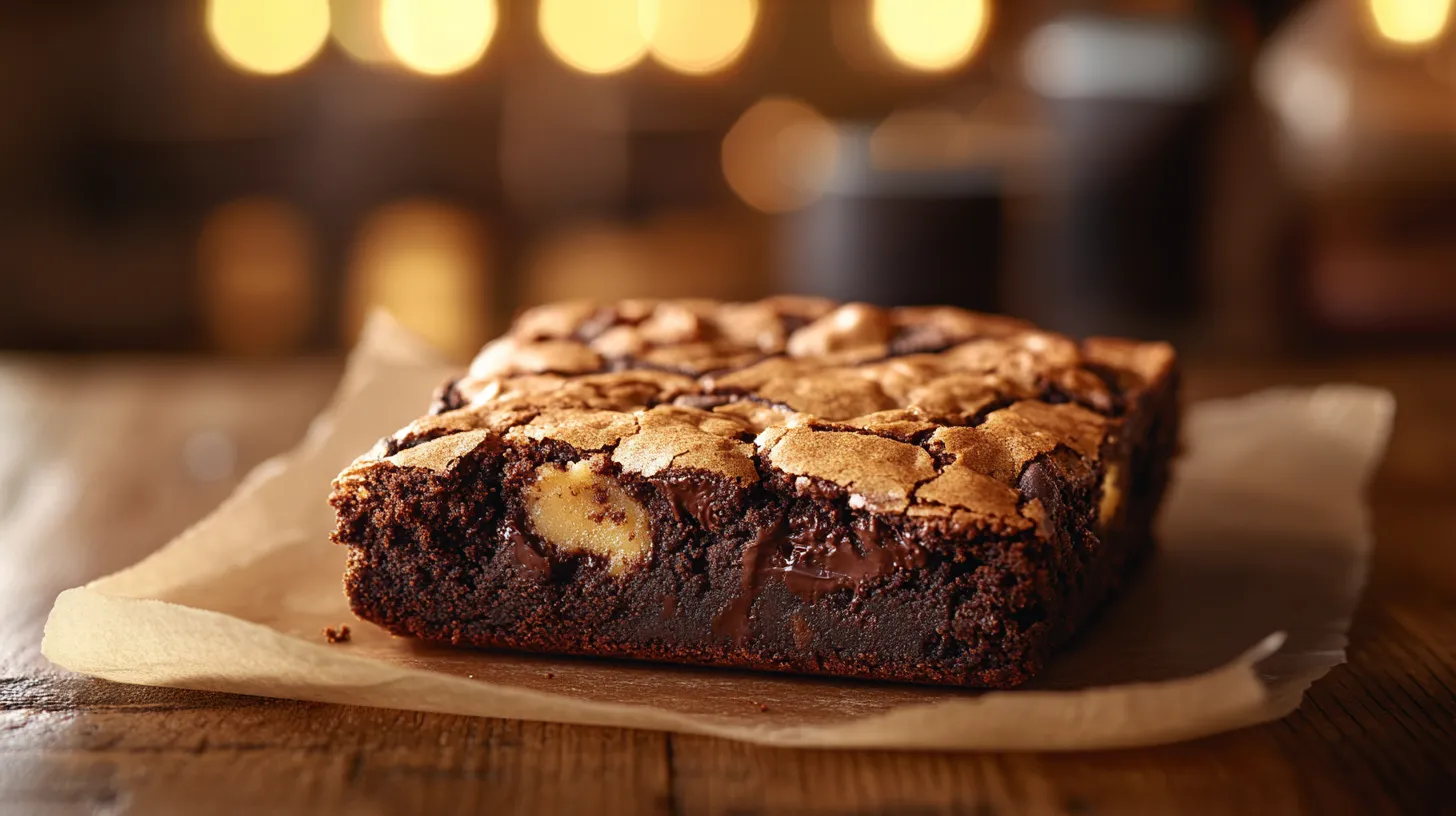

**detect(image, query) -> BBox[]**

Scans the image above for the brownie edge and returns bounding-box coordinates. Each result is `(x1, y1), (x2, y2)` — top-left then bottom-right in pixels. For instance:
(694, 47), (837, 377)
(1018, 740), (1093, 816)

(331, 298), (1179, 688)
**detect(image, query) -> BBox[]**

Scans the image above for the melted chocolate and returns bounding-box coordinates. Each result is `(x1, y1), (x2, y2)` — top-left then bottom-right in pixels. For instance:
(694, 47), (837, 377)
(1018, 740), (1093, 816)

(1018, 455), (1083, 558)
(712, 511), (928, 647)
(711, 519), (785, 646)
(781, 515), (924, 602)
(507, 523), (551, 580)
(1018, 458), (1065, 528)
(662, 479), (718, 529)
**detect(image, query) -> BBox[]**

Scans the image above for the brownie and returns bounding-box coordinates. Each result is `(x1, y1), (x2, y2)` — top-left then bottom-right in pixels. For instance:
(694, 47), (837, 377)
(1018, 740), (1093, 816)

(330, 298), (1179, 688)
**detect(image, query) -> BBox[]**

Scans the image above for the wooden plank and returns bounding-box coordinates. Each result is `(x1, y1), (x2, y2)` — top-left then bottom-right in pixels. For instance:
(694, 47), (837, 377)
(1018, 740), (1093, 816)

(667, 359), (1456, 815)
(0, 358), (672, 815)
(0, 356), (1452, 814)
(0, 702), (671, 815)
(666, 723), (1331, 815)
(665, 589), (1455, 815)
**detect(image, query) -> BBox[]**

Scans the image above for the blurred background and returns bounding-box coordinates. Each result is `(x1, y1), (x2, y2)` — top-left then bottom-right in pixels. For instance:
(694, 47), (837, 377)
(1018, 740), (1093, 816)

(2, 0), (1454, 360)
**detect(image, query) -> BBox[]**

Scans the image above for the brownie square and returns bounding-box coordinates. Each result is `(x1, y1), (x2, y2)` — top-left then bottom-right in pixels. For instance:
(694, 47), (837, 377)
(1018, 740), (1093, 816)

(330, 298), (1178, 688)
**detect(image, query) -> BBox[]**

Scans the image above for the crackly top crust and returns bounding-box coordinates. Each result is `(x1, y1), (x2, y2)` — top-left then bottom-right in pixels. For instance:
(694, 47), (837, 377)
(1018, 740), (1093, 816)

(337, 298), (1176, 532)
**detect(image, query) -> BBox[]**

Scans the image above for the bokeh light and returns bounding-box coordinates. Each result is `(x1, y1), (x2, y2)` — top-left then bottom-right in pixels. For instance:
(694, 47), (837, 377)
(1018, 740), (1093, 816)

(641, 0), (758, 76)
(1367, 0), (1451, 47)
(198, 198), (316, 356)
(870, 0), (990, 73)
(330, 0), (393, 65)
(539, 0), (647, 75)
(721, 97), (839, 214)
(1266, 56), (1349, 148)
(870, 107), (973, 170)
(345, 200), (490, 357)
(525, 216), (765, 305)
(207, 0), (330, 76)
(382, 0), (497, 76)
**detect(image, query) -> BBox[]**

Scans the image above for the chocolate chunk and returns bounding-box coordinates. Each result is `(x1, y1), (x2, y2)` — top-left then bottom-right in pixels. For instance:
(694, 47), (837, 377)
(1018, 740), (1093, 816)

(430, 379), (467, 414)
(1018, 458), (1065, 523)
(508, 524), (551, 581)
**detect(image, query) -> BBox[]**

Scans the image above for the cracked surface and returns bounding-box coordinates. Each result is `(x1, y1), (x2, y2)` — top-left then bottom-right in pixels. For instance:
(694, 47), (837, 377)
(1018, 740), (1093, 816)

(339, 298), (1174, 534)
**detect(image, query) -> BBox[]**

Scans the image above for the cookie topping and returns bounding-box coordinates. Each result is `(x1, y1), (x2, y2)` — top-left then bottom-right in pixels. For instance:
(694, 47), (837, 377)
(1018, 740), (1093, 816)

(759, 428), (937, 513)
(345, 299), (1161, 524)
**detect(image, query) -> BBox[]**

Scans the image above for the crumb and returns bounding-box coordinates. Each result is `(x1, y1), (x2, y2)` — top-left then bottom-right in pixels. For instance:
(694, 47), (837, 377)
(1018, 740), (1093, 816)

(323, 625), (351, 643)
(545, 672), (554, 679)
(759, 703), (770, 713)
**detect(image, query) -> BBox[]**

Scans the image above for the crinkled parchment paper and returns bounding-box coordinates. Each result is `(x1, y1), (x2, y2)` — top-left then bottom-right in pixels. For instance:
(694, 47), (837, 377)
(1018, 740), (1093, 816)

(42, 316), (1394, 751)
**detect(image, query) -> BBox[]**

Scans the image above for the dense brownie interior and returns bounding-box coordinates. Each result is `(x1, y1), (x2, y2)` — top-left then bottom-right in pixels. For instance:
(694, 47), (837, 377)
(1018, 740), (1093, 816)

(331, 298), (1179, 688)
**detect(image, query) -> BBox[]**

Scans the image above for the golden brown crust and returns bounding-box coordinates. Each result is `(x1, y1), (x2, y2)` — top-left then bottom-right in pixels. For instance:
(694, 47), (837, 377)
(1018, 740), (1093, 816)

(507, 409), (639, 452)
(612, 406), (759, 483)
(757, 427), (937, 513)
(383, 429), (492, 473)
(337, 299), (1169, 529)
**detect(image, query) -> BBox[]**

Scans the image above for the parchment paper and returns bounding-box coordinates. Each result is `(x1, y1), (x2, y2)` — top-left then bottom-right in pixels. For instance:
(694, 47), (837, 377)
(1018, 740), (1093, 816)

(42, 315), (1395, 751)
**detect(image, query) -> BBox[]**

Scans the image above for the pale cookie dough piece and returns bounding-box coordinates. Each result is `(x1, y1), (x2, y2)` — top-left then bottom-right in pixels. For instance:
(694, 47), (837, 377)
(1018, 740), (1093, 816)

(523, 459), (652, 576)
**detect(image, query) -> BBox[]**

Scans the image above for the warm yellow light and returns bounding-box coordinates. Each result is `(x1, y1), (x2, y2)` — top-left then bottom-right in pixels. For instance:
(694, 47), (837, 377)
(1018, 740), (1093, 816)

(641, 0), (758, 76)
(198, 198), (316, 355)
(871, 0), (990, 73)
(1368, 0), (1451, 47)
(207, 0), (330, 76)
(382, 0), (496, 76)
(331, 0), (392, 65)
(345, 200), (490, 357)
(721, 97), (839, 214)
(540, 0), (647, 75)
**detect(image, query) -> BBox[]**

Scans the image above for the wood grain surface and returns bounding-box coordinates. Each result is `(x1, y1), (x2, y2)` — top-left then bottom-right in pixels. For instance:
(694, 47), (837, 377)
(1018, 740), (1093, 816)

(1, 355), (1453, 815)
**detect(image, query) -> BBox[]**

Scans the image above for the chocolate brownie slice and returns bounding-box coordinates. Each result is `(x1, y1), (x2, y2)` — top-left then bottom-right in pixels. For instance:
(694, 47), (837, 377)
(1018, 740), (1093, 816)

(330, 298), (1178, 688)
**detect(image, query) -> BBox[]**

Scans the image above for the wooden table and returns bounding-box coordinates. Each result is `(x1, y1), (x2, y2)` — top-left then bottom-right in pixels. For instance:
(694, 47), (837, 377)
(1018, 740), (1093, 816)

(1, 355), (1453, 814)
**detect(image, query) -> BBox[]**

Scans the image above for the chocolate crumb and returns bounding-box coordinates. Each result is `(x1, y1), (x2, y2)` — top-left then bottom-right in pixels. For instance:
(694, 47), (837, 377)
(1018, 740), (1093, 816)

(758, 703), (770, 713)
(323, 625), (351, 644)
(545, 672), (555, 679)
